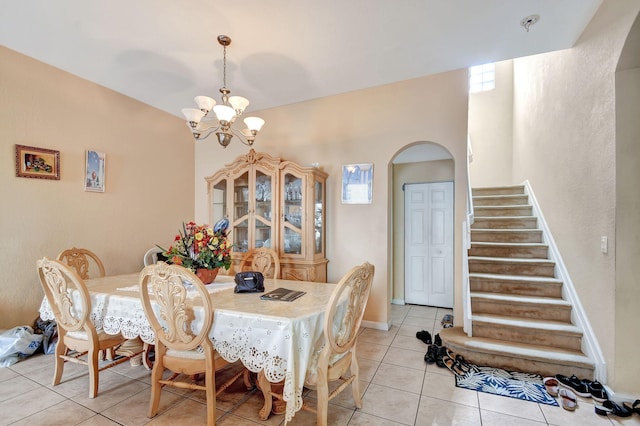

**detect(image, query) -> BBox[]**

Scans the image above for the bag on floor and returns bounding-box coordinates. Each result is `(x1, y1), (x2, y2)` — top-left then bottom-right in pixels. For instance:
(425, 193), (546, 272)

(0, 326), (43, 367)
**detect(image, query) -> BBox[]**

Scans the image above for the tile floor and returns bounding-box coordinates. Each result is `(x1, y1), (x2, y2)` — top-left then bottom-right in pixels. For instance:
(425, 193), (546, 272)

(1, 304), (638, 425)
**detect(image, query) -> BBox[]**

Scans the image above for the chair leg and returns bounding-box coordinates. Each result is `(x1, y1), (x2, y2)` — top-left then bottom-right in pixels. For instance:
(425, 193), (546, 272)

(148, 358), (164, 418)
(350, 356), (363, 408)
(88, 347), (100, 398)
(52, 342), (66, 386)
(205, 365), (216, 426)
(316, 374), (329, 426)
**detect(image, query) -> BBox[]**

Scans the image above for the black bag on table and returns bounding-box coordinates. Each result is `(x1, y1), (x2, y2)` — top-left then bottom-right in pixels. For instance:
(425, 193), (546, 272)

(234, 271), (265, 293)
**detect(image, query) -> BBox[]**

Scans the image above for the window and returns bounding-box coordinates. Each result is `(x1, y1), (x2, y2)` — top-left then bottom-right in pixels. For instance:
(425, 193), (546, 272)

(469, 63), (495, 93)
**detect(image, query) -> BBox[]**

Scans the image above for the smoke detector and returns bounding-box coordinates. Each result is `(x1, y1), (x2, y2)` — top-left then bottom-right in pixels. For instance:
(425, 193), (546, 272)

(520, 14), (540, 32)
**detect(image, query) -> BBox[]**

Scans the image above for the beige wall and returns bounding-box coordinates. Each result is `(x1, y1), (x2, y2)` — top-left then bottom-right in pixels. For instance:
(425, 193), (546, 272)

(391, 158), (455, 303)
(0, 46), (194, 329)
(510, 1), (640, 392)
(468, 60), (515, 187)
(195, 71), (470, 328)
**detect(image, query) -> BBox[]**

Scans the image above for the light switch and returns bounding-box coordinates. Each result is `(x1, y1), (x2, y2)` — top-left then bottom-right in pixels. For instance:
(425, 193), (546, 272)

(601, 236), (608, 254)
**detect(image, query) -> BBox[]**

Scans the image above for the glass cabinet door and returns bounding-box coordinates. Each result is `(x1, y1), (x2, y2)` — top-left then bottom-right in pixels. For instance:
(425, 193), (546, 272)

(233, 171), (250, 252)
(211, 178), (227, 224)
(254, 171), (273, 249)
(314, 180), (324, 254)
(283, 172), (303, 255)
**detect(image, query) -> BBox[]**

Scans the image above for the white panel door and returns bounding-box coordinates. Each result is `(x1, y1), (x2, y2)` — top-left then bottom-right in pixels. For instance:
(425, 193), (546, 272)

(404, 182), (453, 307)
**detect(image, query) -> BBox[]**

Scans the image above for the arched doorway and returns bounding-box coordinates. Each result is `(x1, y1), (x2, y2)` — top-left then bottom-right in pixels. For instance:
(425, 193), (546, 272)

(390, 142), (455, 306)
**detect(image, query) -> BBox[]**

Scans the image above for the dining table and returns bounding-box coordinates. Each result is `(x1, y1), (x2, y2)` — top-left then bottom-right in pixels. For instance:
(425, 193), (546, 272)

(39, 272), (338, 423)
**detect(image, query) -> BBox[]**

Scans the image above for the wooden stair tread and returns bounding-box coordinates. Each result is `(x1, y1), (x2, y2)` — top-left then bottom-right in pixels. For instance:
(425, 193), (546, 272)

(471, 242), (547, 247)
(440, 327), (593, 369)
(470, 292), (571, 306)
(469, 256), (555, 264)
(469, 272), (562, 284)
(472, 313), (580, 333)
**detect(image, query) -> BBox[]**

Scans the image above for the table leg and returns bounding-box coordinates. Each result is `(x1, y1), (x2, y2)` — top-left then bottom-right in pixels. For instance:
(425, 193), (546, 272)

(257, 371), (273, 420)
(115, 337), (144, 367)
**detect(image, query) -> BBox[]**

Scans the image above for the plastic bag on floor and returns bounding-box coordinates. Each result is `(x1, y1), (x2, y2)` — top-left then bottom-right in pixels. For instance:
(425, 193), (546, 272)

(0, 326), (43, 367)
(33, 316), (58, 355)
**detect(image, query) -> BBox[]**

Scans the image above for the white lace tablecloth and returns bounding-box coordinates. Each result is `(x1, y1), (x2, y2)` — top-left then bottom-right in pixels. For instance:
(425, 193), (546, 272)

(39, 273), (336, 423)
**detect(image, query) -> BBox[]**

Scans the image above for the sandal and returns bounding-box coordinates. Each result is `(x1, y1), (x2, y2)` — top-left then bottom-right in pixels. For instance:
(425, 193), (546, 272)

(442, 355), (467, 376)
(559, 389), (577, 411)
(543, 377), (559, 397)
(623, 399), (640, 415)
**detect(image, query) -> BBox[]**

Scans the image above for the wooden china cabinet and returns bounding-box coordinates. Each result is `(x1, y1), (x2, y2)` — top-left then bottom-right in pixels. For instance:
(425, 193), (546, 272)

(205, 149), (328, 282)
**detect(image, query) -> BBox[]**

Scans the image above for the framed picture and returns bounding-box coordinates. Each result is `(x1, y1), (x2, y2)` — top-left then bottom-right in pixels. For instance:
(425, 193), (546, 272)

(15, 145), (60, 180)
(85, 150), (106, 192)
(342, 163), (373, 204)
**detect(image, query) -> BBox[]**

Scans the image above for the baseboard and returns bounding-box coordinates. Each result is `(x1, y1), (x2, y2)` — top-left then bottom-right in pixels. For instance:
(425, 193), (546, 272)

(391, 298), (405, 305)
(361, 319), (390, 331)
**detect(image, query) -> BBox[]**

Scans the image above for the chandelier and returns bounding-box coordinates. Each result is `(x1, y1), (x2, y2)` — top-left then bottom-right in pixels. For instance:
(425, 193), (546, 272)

(181, 35), (265, 148)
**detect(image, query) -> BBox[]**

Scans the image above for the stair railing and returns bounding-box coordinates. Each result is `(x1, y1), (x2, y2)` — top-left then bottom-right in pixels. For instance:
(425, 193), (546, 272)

(523, 180), (607, 382)
(462, 135), (474, 335)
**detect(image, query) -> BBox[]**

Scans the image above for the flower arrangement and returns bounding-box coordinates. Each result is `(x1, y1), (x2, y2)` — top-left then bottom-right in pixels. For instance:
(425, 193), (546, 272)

(159, 221), (232, 272)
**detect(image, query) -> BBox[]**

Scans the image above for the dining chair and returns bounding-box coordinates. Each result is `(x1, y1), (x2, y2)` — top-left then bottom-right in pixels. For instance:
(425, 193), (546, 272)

(57, 247), (105, 279)
(239, 247), (281, 278)
(143, 247), (163, 266)
(257, 261), (375, 424)
(139, 262), (250, 426)
(36, 257), (141, 398)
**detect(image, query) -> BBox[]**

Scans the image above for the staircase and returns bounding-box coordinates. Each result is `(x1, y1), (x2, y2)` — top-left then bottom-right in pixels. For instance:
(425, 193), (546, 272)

(441, 185), (595, 379)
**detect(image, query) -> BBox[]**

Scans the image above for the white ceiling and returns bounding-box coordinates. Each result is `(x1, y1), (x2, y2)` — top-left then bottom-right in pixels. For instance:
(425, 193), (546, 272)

(1, 1), (602, 118)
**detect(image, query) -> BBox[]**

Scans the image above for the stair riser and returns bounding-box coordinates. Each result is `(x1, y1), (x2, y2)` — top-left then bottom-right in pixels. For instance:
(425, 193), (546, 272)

(470, 277), (563, 298)
(474, 207), (533, 217)
(469, 246), (549, 259)
(443, 340), (594, 380)
(469, 261), (556, 277)
(471, 230), (543, 243)
(472, 218), (538, 229)
(472, 322), (582, 351)
(472, 187), (525, 196)
(471, 299), (572, 322)
(473, 196), (529, 206)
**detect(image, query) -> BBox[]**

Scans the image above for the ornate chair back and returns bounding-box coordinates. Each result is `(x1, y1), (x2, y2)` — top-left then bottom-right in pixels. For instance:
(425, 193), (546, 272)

(57, 247), (105, 280)
(143, 247), (164, 267)
(240, 247), (281, 279)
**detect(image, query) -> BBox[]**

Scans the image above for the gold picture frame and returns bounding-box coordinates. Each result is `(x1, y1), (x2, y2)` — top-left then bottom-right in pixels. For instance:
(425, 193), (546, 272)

(15, 144), (60, 180)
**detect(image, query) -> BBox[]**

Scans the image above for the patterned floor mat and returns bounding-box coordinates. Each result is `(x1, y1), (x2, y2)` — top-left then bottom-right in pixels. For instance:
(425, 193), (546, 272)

(455, 366), (559, 406)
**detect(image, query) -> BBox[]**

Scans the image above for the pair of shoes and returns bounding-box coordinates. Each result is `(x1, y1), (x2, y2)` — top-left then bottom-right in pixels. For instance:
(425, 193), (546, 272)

(559, 389), (577, 411)
(442, 354), (469, 376)
(586, 380), (608, 403)
(595, 400), (633, 417)
(441, 314), (454, 328)
(416, 330), (432, 344)
(623, 399), (640, 415)
(543, 377), (559, 397)
(555, 374), (591, 397)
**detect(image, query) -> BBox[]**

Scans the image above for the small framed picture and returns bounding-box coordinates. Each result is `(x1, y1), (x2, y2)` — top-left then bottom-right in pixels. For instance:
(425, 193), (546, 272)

(15, 145), (60, 180)
(85, 150), (106, 192)
(342, 163), (373, 204)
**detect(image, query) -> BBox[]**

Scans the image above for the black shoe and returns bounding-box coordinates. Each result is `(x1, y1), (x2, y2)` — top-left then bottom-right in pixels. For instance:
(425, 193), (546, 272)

(424, 344), (438, 364)
(623, 399), (640, 415)
(434, 333), (442, 346)
(595, 400), (633, 417)
(585, 380), (608, 403)
(555, 374), (591, 398)
(435, 346), (448, 368)
(416, 330), (432, 344)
